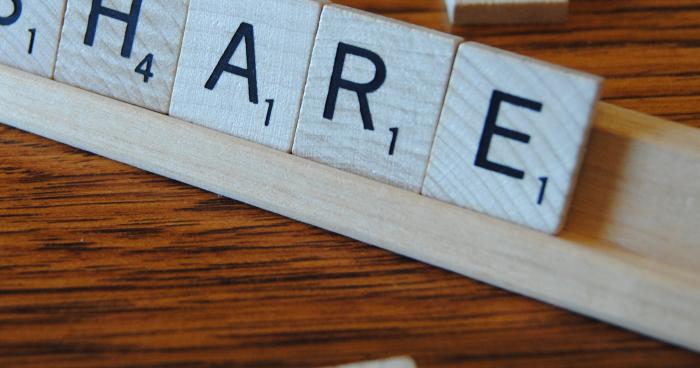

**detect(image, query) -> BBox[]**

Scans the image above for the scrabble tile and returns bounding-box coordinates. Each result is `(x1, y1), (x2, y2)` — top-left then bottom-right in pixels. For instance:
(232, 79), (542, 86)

(444, 0), (568, 25)
(169, 0), (323, 152)
(0, 0), (67, 77)
(292, 5), (462, 192)
(331, 357), (416, 368)
(54, 0), (189, 113)
(423, 42), (601, 234)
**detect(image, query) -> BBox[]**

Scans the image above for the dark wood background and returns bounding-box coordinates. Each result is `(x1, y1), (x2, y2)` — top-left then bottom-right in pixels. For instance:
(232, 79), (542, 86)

(1, 0), (699, 367)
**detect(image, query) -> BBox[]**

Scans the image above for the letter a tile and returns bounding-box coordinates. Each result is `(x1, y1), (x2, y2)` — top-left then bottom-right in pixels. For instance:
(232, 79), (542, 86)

(292, 5), (462, 192)
(0, 0), (67, 78)
(423, 42), (602, 234)
(54, 0), (189, 113)
(170, 0), (323, 152)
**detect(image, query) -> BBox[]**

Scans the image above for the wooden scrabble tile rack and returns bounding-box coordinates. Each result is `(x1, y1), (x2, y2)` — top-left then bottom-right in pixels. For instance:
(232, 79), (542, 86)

(1, 0), (699, 366)
(1, 63), (699, 351)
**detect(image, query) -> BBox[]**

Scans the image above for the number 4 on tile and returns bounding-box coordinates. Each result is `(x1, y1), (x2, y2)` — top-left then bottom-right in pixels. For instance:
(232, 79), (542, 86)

(135, 53), (154, 83)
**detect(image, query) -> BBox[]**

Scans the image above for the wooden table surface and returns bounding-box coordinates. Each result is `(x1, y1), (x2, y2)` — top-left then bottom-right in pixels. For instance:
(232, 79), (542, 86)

(1, 1), (699, 367)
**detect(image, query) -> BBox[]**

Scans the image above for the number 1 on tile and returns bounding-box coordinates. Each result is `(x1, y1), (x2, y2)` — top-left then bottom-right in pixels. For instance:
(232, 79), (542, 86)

(0, 0), (67, 78)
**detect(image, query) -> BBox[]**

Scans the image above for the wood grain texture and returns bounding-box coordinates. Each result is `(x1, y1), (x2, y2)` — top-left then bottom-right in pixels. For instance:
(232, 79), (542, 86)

(423, 42), (602, 234)
(444, 0), (568, 25)
(54, 0), (188, 113)
(1, 1), (700, 367)
(169, 0), (323, 152)
(293, 4), (461, 192)
(0, 0), (66, 78)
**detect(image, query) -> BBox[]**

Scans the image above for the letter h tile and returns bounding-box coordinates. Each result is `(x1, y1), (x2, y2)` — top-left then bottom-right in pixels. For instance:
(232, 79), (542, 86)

(54, 0), (189, 113)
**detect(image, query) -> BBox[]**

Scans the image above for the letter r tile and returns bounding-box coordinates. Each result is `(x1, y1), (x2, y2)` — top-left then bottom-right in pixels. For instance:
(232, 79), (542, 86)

(423, 42), (602, 234)
(54, 0), (189, 113)
(292, 4), (462, 192)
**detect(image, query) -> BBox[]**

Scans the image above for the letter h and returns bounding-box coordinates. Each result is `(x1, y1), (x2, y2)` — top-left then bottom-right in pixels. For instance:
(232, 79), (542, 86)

(83, 0), (143, 58)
